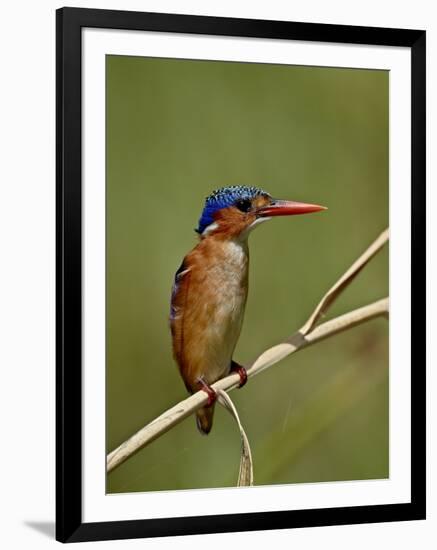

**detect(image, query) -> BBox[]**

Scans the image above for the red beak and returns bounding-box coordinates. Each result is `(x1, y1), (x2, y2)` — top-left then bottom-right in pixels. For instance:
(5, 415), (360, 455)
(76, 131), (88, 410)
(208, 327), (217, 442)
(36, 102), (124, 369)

(257, 199), (327, 217)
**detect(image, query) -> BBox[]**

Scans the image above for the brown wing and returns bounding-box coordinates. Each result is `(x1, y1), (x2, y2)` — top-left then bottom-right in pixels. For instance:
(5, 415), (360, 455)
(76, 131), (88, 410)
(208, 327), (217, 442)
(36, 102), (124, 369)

(169, 258), (192, 391)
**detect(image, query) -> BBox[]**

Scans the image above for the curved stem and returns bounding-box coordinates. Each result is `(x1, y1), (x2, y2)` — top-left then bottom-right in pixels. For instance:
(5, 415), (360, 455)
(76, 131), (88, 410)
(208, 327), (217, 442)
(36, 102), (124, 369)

(107, 297), (388, 473)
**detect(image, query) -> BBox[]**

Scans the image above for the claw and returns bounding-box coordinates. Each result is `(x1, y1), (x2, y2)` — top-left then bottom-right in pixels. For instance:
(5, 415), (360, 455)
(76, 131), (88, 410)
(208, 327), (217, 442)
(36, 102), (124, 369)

(231, 362), (248, 388)
(197, 378), (217, 407)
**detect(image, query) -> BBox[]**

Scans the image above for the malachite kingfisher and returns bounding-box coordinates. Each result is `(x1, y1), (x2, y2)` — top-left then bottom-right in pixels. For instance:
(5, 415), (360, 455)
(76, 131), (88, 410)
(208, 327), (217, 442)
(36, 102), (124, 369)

(170, 185), (326, 435)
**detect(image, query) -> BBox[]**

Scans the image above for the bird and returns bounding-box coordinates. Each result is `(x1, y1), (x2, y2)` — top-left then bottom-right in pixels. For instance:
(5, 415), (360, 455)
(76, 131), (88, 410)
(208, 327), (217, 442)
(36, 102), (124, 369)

(169, 185), (326, 435)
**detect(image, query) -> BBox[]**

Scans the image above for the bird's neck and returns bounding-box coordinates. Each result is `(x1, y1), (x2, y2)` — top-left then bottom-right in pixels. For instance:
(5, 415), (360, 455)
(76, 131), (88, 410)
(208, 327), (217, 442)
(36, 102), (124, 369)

(197, 233), (249, 273)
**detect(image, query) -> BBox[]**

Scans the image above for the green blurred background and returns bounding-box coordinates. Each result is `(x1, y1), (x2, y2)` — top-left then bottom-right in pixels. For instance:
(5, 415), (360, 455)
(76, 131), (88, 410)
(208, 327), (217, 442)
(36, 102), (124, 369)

(106, 56), (389, 493)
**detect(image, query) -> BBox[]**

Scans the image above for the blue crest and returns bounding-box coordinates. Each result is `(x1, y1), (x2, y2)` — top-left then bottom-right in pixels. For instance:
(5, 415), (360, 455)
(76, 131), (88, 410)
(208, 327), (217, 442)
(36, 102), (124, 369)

(196, 185), (269, 234)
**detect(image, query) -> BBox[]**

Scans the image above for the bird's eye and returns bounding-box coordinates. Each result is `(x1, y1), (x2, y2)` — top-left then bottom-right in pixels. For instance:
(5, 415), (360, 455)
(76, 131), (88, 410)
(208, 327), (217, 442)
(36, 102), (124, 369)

(235, 198), (252, 213)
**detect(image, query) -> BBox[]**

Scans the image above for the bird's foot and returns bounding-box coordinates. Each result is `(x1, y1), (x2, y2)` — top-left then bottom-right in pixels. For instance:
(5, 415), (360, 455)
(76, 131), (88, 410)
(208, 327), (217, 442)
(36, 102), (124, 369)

(231, 361), (248, 388)
(197, 378), (217, 407)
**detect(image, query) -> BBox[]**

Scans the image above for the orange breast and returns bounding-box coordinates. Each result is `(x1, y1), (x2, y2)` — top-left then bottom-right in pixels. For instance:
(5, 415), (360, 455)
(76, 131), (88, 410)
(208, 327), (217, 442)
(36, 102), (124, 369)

(170, 236), (249, 393)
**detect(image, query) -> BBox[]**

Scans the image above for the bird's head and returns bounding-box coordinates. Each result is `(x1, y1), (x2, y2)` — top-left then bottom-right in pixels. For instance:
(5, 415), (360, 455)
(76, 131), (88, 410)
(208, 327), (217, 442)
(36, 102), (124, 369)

(196, 185), (326, 240)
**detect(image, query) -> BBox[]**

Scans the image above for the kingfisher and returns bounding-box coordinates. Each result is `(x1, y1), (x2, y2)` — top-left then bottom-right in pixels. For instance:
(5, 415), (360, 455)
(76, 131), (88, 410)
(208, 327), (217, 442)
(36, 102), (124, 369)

(170, 185), (326, 435)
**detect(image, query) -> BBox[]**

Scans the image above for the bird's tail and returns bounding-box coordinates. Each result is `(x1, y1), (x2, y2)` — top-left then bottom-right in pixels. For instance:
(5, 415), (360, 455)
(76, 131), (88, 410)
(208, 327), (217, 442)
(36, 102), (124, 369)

(196, 405), (215, 435)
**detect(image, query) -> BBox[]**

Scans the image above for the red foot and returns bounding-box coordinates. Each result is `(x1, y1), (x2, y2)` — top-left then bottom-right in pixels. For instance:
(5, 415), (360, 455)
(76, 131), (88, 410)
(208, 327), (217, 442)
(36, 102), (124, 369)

(231, 362), (248, 388)
(197, 378), (217, 407)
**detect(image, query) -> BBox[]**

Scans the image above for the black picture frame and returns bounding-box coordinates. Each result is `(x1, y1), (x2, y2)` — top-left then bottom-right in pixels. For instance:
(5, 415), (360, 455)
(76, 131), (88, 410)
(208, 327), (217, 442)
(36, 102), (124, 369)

(56, 6), (426, 543)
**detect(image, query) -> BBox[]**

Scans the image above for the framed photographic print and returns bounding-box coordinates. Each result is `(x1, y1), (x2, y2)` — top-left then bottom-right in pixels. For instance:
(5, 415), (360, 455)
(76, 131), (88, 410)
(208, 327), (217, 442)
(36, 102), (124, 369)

(56, 7), (426, 543)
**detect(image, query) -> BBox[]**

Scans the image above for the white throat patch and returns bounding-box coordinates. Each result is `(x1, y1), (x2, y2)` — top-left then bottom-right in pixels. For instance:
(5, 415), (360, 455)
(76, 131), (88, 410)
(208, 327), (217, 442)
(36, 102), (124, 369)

(239, 216), (272, 241)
